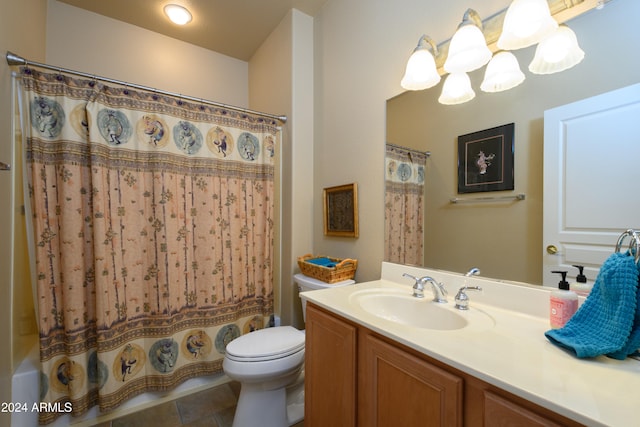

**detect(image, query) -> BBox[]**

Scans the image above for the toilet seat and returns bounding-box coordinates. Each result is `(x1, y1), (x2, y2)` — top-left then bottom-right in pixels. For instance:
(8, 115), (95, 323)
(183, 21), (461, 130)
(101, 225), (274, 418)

(225, 326), (305, 362)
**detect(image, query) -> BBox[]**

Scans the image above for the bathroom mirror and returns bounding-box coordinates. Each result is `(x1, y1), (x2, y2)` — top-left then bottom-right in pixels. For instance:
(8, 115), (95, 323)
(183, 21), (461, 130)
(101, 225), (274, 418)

(385, 0), (640, 285)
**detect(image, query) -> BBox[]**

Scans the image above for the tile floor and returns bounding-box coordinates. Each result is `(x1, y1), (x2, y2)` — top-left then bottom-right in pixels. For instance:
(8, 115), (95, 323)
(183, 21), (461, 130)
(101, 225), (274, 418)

(92, 381), (304, 427)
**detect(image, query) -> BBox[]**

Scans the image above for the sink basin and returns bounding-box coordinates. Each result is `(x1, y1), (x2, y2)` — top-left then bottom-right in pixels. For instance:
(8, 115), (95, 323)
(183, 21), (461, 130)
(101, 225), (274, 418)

(349, 288), (494, 331)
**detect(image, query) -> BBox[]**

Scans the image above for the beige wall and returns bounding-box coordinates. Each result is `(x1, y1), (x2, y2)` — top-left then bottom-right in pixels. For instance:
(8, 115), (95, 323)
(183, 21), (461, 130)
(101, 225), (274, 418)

(249, 9), (314, 327)
(313, 0), (640, 284)
(312, 0), (514, 283)
(0, 1), (47, 420)
(46, 1), (248, 105)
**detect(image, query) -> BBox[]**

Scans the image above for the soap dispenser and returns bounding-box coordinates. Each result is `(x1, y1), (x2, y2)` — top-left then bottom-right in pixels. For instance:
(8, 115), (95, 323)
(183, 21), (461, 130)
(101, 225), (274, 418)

(571, 265), (592, 297)
(549, 270), (579, 329)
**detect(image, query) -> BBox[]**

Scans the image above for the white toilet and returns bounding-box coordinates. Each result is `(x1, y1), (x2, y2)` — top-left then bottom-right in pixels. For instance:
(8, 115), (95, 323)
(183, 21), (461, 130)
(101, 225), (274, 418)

(223, 273), (355, 427)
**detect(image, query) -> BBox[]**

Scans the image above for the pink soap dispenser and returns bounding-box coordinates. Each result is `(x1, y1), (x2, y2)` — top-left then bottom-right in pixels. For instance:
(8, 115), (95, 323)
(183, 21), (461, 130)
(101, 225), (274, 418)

(549, 270), (578, 329)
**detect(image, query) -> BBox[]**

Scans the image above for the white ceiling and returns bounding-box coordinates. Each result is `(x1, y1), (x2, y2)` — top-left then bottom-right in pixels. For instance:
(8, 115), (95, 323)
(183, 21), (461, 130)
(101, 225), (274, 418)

(57, 0), (329, 61)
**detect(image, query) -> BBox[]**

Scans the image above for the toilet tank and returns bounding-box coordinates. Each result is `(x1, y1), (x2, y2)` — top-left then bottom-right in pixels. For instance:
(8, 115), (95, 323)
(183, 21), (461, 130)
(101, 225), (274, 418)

(294, 273), (355, 322)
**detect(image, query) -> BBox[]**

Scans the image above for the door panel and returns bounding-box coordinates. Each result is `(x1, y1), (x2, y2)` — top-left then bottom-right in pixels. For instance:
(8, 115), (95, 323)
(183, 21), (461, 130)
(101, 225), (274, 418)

(543, 83), (640, 286)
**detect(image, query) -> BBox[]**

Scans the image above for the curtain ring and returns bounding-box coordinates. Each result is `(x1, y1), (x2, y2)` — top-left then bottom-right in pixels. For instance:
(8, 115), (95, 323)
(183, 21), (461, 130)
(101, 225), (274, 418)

(22, 59), (31, 75)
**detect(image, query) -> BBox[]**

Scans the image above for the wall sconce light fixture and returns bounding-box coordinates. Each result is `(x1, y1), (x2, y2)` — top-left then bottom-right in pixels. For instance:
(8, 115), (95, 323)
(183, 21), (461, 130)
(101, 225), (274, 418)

(481, 51), (525, 93)
(444, 9), (492, 73)
(439, 72), (476, 105)
(498, 0), (557, 50)
(401, 35), (441, 90)
(399, 0), (600, 105)
(529, 24), (585, 74)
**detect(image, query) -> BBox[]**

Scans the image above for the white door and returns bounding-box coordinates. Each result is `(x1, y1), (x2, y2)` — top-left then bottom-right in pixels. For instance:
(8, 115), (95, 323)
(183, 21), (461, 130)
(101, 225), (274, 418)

(543, 83), (640, 287)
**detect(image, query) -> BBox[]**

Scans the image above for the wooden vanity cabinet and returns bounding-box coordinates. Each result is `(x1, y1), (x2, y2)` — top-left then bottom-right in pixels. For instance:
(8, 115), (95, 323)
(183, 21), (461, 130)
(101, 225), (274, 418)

(305, 303), (583, 427)
(304, 303), (357, 427)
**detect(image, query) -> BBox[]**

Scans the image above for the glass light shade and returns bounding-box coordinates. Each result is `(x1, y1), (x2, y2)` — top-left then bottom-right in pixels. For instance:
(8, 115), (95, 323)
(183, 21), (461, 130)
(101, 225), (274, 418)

(400, 36), (441, 91)
(497, 0), (558, 50)
(444, 9), (491, 73)
(480, 52), (525, 93)
(529, 25), (585, 74)
(439, 73), (475, 105)
(164, 4), (192, 25)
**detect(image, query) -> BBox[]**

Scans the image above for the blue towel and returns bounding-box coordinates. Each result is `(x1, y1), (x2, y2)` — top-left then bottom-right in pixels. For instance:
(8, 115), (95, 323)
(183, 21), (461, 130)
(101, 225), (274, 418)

(306, 257), (337, 268)
(545, 252), (640, 359)
(608, 274), (640, 360)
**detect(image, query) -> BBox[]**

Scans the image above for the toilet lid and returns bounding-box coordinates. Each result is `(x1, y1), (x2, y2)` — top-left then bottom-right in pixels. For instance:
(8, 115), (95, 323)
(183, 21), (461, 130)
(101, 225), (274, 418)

(225, 326), (305, 361)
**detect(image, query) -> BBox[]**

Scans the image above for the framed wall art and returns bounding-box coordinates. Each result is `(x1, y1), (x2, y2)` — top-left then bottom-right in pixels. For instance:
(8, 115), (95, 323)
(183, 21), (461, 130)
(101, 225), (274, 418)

(323, 183), (359, 237)
(457, 123), (514, 194)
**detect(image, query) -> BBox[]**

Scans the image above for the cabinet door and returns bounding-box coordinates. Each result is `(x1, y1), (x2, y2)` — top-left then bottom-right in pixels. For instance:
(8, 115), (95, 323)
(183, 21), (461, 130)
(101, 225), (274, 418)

(359, 332), (463, 427)
(304, 304), (357, 427)
(483, 391), (564, 427)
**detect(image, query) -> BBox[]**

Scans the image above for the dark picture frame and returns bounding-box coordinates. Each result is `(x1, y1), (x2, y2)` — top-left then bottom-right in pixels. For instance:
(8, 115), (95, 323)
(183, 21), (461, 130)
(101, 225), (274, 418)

(323, 183), (359, 237)
(457, 123), (514, 194)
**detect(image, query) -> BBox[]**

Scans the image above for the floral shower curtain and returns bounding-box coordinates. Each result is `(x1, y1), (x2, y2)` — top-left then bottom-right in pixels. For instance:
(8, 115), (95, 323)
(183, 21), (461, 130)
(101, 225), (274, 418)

(19, 68), (279, 423)
(384, 143), (427, 266)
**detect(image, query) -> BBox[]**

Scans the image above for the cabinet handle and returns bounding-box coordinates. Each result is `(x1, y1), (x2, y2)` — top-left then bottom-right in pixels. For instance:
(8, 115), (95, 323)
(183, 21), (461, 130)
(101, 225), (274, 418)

(0, 162), (10, 171)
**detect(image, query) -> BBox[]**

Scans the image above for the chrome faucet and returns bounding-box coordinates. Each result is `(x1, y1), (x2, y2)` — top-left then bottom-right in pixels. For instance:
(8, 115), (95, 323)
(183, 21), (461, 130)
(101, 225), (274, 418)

(455, 267), (482, 310)
(465, 267), (480, 277)
(402, 273), (448, 303)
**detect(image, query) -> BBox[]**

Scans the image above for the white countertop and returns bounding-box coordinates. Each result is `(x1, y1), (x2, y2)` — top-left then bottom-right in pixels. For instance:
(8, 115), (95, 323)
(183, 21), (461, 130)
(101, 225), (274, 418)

(300, 262), (640, 427)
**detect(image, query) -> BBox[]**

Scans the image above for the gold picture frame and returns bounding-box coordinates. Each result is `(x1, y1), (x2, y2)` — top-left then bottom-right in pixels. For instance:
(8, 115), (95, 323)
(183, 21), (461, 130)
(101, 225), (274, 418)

(323, 183), (359, 237)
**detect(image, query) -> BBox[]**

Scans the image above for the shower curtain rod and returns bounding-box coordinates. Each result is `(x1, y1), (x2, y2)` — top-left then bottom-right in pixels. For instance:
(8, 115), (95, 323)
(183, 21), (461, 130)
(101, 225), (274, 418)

(6, 51), (287, 124)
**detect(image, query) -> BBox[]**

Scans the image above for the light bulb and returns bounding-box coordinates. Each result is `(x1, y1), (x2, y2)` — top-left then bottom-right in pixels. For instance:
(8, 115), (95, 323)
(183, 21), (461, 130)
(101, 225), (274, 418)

(400, 36), (441, 91)
(164, 4), (192, 25)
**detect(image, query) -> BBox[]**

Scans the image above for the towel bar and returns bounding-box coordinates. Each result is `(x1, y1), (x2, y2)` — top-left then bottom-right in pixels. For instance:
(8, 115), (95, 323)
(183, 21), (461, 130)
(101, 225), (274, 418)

(449, 193), (525, 204)
(615, 229), (640, 263)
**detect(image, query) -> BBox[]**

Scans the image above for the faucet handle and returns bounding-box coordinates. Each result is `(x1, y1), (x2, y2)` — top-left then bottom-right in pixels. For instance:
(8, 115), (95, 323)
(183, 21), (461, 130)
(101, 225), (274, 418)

(455, 286), (482, 310)
(402, 273), (418, 281)
(402, 273), (424, 298)
(465, 267), (481, 277)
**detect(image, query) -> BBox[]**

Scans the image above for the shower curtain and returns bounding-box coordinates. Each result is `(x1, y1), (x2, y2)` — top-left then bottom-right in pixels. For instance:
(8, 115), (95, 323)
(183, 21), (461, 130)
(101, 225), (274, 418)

(384, 143), (426, 266)
(18, 68), (279, 423)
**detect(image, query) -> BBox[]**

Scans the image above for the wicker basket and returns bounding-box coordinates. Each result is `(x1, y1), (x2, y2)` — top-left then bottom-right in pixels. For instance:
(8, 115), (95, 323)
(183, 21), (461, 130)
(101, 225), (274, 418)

(297, 254), (358, 283)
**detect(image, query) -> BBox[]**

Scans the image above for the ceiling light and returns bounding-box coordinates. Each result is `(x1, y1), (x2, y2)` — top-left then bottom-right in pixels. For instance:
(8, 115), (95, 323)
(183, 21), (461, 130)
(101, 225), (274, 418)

(164, 4), (192, 25)
(438, 73), (475, 105)
(529, 25), (585, 74)
(444, 9), (492, 74)
(497, 0), (558, 50)
(400, 35), (441, 91)
(481, 51), (525, 93)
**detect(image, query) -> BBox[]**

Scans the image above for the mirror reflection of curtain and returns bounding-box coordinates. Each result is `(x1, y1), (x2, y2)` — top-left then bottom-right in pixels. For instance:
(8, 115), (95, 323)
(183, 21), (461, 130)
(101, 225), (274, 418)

(385, 143), (427, 265)
(18, 68), (278, 423)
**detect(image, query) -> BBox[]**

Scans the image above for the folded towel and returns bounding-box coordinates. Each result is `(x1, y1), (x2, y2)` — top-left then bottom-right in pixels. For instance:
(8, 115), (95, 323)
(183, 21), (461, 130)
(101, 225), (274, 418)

(545, 252), (640, 358)
(306, 257), (337, 268)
